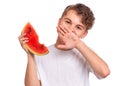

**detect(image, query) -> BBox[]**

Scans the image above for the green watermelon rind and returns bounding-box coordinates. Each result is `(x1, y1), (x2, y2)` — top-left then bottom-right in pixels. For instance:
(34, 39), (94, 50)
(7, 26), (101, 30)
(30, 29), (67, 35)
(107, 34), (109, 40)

(25, 44), (49, 56)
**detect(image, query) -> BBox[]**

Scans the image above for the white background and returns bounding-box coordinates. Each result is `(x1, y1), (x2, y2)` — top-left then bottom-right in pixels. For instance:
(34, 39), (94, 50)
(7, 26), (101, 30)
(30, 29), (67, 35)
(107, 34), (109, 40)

(0, 0), (120, 86)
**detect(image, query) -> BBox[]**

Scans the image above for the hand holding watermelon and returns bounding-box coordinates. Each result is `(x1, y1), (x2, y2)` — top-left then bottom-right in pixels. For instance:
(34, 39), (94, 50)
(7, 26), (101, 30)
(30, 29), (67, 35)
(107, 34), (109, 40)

(18, 33), (30, 55)
(18, 22), (49, 56)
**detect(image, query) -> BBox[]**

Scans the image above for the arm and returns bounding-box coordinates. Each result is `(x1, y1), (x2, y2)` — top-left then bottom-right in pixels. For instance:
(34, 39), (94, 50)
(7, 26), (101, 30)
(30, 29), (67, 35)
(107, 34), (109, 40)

(18, 34), (41, 86)
(25, 53), (41, 86)
(56, 26), (110, 78)
(75, 41), (110, 78)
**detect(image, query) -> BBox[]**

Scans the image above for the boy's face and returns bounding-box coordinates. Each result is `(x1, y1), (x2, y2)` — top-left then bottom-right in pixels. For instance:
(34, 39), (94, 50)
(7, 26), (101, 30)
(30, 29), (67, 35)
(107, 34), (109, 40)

(58, 10), (87, 39)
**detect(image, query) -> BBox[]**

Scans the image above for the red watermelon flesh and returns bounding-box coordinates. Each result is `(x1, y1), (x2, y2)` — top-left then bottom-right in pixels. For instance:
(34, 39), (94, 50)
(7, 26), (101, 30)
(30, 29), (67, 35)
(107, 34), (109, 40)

(21, 22), (49, 55)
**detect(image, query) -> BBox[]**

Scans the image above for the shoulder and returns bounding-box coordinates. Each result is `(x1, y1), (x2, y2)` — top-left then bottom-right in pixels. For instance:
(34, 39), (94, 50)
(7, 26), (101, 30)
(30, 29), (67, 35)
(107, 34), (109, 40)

(48, 44), (55, 50)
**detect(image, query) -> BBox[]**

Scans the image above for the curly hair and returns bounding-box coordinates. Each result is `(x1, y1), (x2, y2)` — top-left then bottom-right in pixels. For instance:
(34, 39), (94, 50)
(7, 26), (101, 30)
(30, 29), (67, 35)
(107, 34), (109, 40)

(61, 3), (95, 30)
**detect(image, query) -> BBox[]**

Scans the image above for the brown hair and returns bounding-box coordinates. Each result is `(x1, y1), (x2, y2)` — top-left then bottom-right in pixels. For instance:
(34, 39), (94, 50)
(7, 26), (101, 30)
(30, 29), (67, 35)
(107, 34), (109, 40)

(61, 3), (95, 30)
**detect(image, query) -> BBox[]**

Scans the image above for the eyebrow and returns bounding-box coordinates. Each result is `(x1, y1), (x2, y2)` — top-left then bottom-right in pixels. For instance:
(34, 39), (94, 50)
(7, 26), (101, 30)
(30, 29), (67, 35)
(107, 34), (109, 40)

(64, 18), (85, 29)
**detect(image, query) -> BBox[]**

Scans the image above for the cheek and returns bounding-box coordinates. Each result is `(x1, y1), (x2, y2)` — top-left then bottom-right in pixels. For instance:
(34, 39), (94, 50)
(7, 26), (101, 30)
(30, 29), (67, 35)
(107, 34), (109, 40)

(59, 21), (70, 28)
(60, 22), (68, 28)
(74, 30), (82, 38)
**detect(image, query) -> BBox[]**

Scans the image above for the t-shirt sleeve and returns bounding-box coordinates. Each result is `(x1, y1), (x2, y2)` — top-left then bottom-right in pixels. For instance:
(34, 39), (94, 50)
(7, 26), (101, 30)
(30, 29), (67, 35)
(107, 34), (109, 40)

(34, 55), (41, 80)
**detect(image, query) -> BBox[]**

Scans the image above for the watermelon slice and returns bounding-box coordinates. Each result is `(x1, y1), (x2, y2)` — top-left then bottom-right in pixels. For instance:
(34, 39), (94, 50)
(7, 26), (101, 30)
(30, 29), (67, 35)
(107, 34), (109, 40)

(21, 22), (49, 56)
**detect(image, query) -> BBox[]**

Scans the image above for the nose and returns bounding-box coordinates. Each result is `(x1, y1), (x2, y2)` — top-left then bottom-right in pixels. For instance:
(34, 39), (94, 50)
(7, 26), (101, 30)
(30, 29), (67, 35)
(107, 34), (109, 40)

(70, 26), (75, 32)
(66, 25), (75, 32)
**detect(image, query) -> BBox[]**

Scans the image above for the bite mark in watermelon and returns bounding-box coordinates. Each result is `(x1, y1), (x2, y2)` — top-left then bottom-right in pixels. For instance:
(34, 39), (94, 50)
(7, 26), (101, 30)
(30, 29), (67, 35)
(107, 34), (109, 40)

(21, 22), (49, 56)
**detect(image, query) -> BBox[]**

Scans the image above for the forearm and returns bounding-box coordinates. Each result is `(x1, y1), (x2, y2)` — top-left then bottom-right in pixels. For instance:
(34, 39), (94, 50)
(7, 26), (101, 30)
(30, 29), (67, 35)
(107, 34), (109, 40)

(25, 54), (41, 86)
(76, 41), (110, 78)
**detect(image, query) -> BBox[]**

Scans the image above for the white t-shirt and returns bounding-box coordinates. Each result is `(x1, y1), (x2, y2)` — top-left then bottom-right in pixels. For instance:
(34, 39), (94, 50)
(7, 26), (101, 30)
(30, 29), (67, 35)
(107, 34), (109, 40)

(35, 44), (94, 86)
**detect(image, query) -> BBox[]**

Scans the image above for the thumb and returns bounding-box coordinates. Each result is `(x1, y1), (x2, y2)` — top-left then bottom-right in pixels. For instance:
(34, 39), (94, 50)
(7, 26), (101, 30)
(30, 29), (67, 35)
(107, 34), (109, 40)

(57, 44), (67, 50)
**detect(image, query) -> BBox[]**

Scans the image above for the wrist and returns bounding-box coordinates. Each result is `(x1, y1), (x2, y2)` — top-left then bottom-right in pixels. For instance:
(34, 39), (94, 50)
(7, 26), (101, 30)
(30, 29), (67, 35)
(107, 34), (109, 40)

(75, 40), (86, 50)
(27, 53), (34, 59)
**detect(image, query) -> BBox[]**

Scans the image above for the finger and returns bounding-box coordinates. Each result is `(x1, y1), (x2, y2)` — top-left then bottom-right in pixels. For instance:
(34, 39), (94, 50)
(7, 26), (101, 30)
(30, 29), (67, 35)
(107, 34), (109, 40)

(59, 25), (71, 33)
(18, 34), (28, 41)
(59, 25), (69, 33)
(18, 33), (27, 40)
(57, 44), (67, 50)
(58, 25), (69, 34)
(18, 35), (29, 47)
(20, 38), (29, 49)
(57, 26), (65, 36)
(20, 37), (29, 42)
(22, 39), (29, 44)
(57, 29), (64, 38)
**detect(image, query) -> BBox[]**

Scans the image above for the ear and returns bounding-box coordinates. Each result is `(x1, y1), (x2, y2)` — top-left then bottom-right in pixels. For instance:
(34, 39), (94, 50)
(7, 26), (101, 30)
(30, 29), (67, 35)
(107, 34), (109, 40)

(81, 31), (88, 39)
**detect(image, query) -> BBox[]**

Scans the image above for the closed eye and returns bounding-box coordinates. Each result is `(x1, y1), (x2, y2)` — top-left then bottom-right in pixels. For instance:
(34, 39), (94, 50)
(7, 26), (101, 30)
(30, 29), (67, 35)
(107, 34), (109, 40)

(64, 18), (71, 24)
(77, 26), (81, 29)
(65, 20), (71, 24)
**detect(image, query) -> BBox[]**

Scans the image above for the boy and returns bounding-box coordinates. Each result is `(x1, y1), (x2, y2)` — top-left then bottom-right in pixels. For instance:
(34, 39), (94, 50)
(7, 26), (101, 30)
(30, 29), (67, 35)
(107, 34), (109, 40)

(18, 3), (110, 86)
